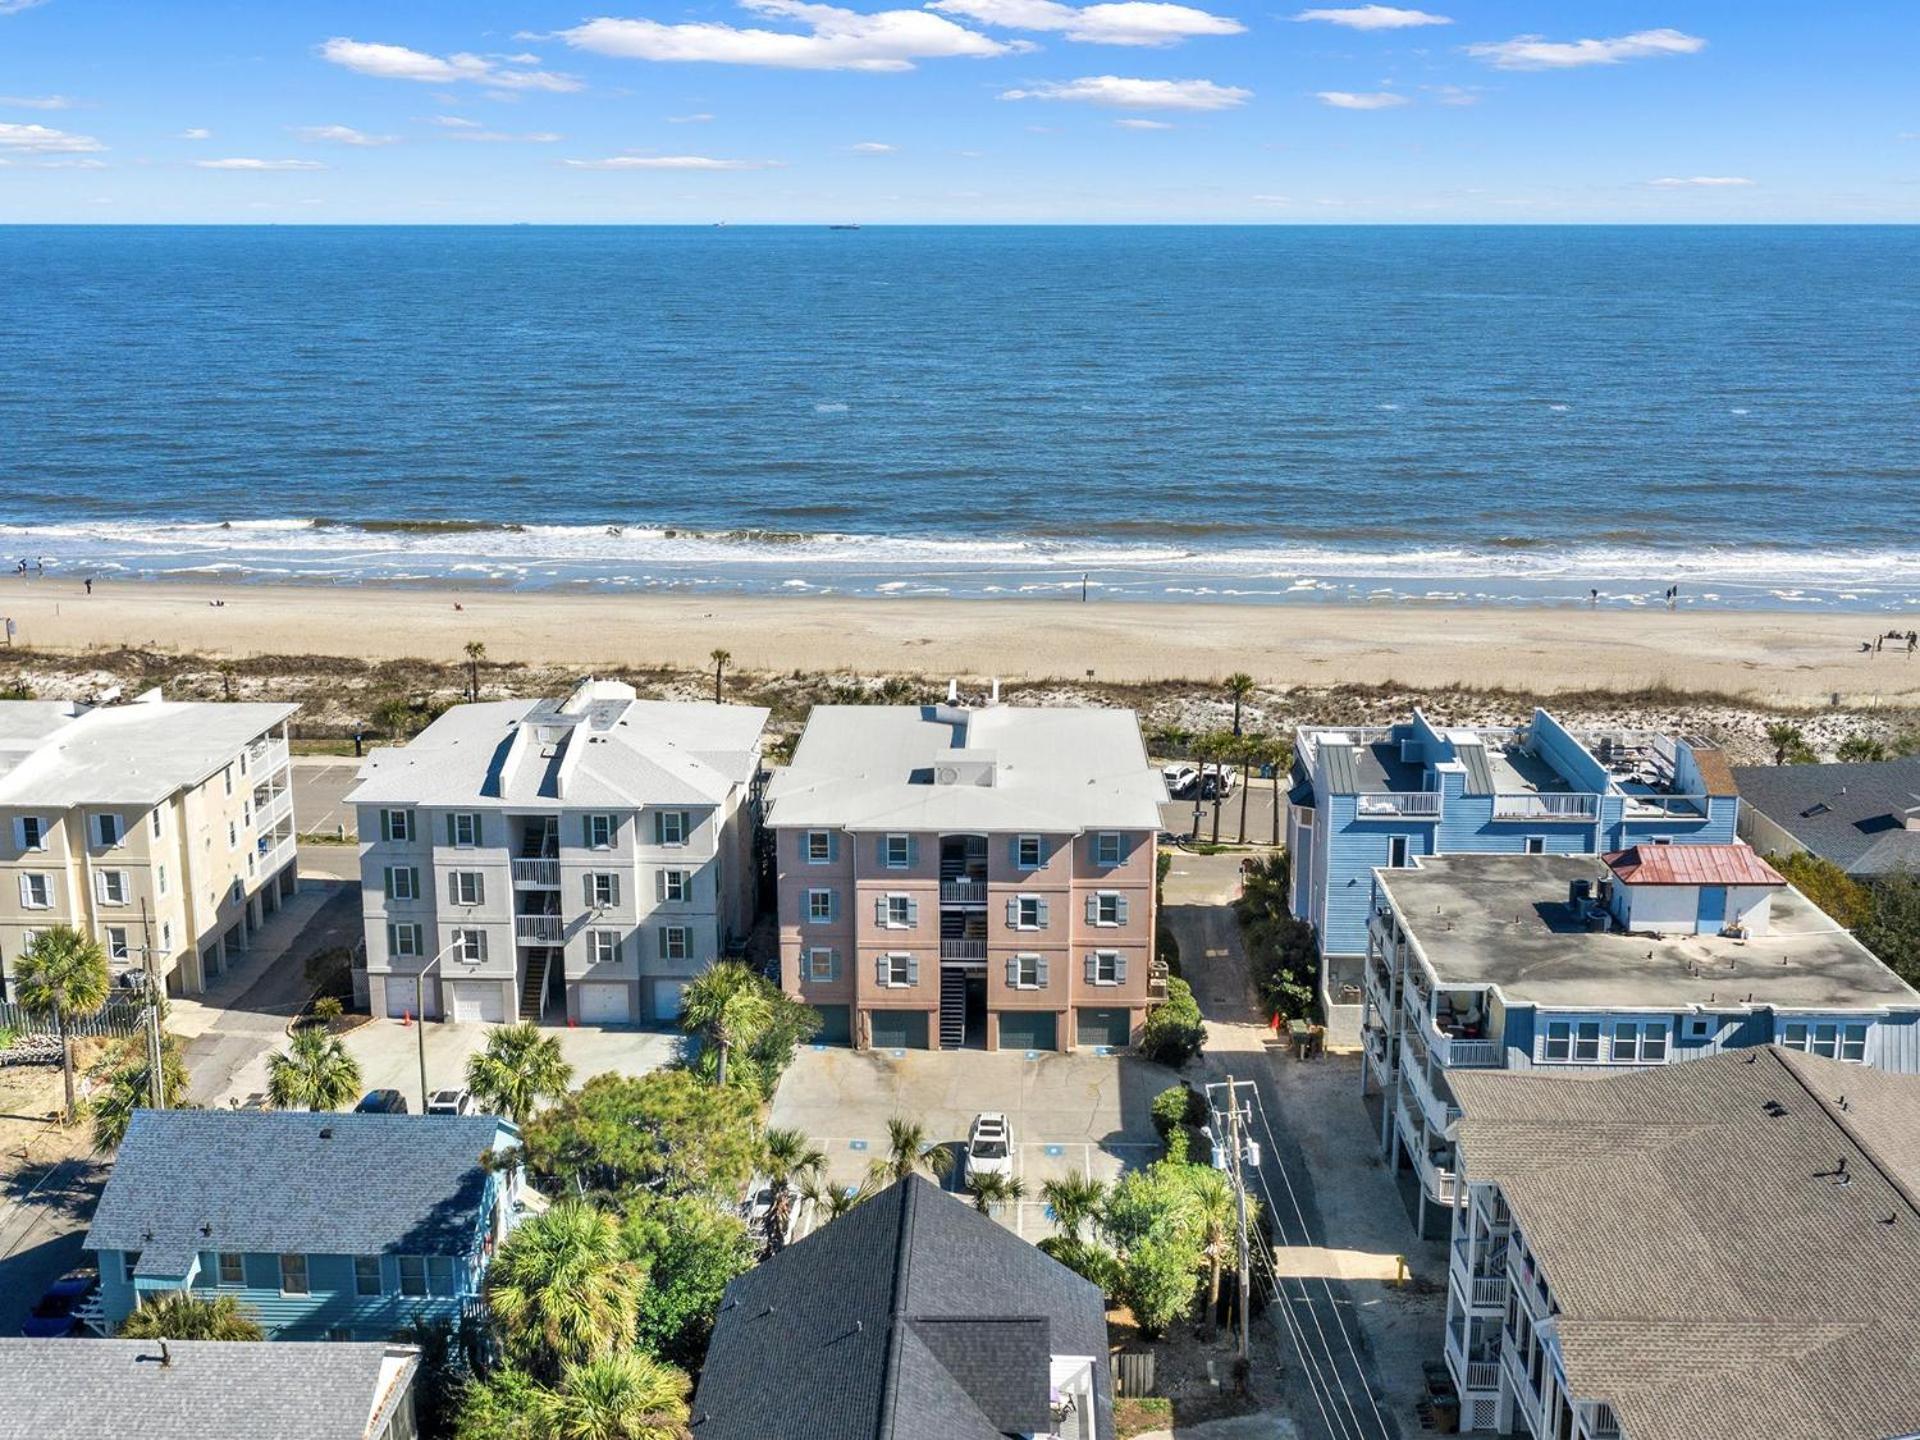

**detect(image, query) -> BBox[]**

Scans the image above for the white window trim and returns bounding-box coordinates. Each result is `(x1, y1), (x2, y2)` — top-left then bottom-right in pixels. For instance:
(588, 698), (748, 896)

(1094, 832), (1123, 866)
(883, 834), (911, 869)
(807, 888), (834, 923)
(95, 813), (123, 849)
(1012, 953), (1042, 990)
(1091, 950), (1122, 986)
(589, 930), (622, 966)
(19, 873), (52, 910)
(661, 925), (691, 961)
(806, 947), (836, 983)
(1094, 891), (1123, 927)
(1015, 834), (1043, 870)
(1015, 894), (1044, 931)
(97, 871), (129, 906)
(884, 952), (913, 988)
(884, 893), (913, 929)
(805, 830), (832, 864)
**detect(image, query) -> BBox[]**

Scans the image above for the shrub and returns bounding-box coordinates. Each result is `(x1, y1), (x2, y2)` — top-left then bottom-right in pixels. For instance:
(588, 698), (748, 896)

(1038, 1235), (1123, 1298)
(1150, 1083), (1208, 1162)
(1138, 978), (1205, 1069)
(1236, 852), (1320, 1023)
(310, 995), (344, 1025)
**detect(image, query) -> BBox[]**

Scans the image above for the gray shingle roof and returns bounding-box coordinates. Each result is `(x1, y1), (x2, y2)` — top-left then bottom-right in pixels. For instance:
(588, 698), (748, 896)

(0, 1339), (417, 1440)
(1451, 1048), (1920, 1440)
(690, 1175), (1112, 1440)
(1731, 758), (1920, 874)
(85, 1110), (513, 1274)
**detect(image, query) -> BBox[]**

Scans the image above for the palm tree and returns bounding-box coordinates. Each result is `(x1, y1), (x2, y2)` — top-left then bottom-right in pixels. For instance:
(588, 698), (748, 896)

(1234, 733), (1271, 845)
(536, 1351), (692, 1440)
(464, 640), (487, 703)
(13, 926), (110, 1124)
(1189, 731), (1225, 844)
(871, 1116), (954, 1184)
(1225, 672), (1256, 736)
(1765, 721), (1806, 766)
(466, 1022), (574, 1124)
(1041, 1174), (1106, 1243)
(488, 1200), (643, 1383)
(1188, 1168), (1243, 1337)
(1268, 737), (1292, 848)
(709, 648), (732, 704)
(1836, 734), (1887, 763)
(678, 962), (774, 1088)
(119, 1292), (264, 1341)
(965, 1171), (1027, 1216)
(764, 1126), (826, 1195)
(89, 1033), (190, 1151)
(265, 1027), (362, 1112)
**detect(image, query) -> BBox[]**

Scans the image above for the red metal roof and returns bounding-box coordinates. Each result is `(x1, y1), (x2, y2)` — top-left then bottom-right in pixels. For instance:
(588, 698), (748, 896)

(1603, 844), (1785, 888)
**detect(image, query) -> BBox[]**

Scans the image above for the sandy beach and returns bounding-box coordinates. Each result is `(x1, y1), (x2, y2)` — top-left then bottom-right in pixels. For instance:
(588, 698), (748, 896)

(2, 578), (1916, 708)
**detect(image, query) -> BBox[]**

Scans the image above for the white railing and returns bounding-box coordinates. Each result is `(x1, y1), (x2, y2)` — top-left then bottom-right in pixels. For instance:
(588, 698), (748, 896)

(1354, 791), (1442, 818)
(1404, 1059), (1463, 1132)
(247, 736), (290, 777)
(1413, 1143), (1458, 1205)
(258, 836), (296, 873)
(1362, 1031), (1391, 1088)
(1588, 1403), (1622, 1440)
(1467, 1360), (1501, 1393)
(256, 789), (293, 831)
(939, 939), (987, 960)
(939, 879), (989, 905)
(516, 916), (564, 943)
(1426, 1014), (1502, 1069)
(512, 858), (560, 888)
(1492, 792), (1599, 821)
(1620, 793), (1707, 818)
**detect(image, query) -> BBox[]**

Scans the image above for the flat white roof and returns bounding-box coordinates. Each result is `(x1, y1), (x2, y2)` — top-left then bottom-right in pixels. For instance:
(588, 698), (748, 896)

(346, 684), (768, 811)
(767, 704), (1166, 832)
(0, 698), (296, 808)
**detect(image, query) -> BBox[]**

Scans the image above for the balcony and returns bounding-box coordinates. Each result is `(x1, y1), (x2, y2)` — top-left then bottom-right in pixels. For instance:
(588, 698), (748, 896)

(246, 736), (290, 778)
(516, 916), (564, 944)
(512, 859), (560, 889)
(1353, 791), (1442, 819)
(1620, 792), (1707, 819)
(939, 878), (989, 906)
(1587, 1404), (1622, 1440)
(1362, 1026), (1392, 1088)
(939, 939), (987, 961)
(1452, 1237), (1509, 1310)
(1434, 1032), (1502, 1069)
(256, 835), (296, 874)
(1491, 792), (1599, 822)
(253, 789), (293, 832)
(1445, 1325), (1502, 1396)
(1404, 1058), (1462, 1133)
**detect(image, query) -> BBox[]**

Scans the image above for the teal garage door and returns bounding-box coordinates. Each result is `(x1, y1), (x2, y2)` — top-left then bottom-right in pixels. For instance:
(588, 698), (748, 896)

(870, 1009), (929, 1050)
(999, 1011), (1058, 1052)
(812, 1005), (851, 1046)
(1076, 1007), (1131, 1049)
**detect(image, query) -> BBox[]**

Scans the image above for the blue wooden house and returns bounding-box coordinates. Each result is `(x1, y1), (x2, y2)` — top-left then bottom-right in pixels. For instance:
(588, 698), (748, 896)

(83, 1109), (526, 1340)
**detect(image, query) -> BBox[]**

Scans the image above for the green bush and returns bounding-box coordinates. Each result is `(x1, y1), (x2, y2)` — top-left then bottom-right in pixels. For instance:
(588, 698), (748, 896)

(1138, 978), (1205, 1069)
(1236, 852), (1320, 1023)
(310, 996), (344, 1025)
(1037, 1235), (1123, 1298)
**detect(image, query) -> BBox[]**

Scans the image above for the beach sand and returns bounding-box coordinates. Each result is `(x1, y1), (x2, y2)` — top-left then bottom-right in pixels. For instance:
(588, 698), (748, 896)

(2, 579), (1915, 708)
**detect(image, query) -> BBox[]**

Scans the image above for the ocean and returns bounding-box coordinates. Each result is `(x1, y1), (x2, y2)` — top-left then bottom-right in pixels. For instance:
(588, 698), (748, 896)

(2, 225), (1917, 609)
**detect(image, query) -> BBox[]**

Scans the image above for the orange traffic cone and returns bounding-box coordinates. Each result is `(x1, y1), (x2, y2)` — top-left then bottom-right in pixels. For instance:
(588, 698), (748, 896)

(402, 1009), (412, 1028)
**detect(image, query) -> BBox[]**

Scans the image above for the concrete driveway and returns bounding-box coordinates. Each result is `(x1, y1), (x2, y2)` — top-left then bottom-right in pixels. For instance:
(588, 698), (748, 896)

(769, 1046), (1178, 1239)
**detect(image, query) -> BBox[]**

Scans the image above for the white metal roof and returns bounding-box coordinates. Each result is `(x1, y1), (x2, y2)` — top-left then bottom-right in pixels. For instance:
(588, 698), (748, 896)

(767, 704), (1165, 833)
(0, 697), (296, 807)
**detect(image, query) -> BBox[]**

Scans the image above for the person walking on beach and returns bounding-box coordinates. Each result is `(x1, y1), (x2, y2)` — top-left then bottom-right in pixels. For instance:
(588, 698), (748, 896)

(1589, 588), (1599, 608)
(83, 576), (92, 596)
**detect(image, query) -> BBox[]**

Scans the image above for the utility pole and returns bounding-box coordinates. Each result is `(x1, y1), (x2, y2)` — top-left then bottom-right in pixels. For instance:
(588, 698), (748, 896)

(1226, 1073), (1251, 1364)
(144, 1000), (164, 1109)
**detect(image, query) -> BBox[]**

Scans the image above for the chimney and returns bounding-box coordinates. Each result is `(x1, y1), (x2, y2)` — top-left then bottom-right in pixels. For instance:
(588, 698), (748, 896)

(159, 1341), (172, 1368)
(946, 678), (959, 703)
(990, 678), (1001, 706)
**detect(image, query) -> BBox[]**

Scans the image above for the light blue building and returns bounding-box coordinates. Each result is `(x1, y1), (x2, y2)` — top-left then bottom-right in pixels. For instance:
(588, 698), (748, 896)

(1288, 708), (1740, 1032)
(1361, 847), (1920, 1235)
(83, 1110), (527, 1340)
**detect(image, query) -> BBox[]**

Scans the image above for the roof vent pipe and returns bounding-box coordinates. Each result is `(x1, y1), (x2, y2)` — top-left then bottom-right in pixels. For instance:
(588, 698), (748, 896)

(990, 678), (1001, 706)
(947, 678), (959, 703)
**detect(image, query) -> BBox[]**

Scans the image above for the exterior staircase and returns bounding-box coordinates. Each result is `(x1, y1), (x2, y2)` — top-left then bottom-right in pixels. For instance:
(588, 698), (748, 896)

(939, 969), (967, 1048)
(520, 950), (553, 1021)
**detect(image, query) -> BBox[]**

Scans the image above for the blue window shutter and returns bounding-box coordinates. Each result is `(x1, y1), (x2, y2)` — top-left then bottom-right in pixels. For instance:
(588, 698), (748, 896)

(875, 956), (889, 986)
(877, 837), (888, 868)
(875, 896), (887, 927)
(1036, 956), (1049, 987)
(908, 836), (919, 868)
(907, 897), (919, 927)
(584, 875), (595, 908)
(1037, 898), (1050, 929)
(907, 956), (920, 986)
(1085, 894), (1098, 924)
(1009, 836), (1020, 867)
(1085, 954), (1098, 983)
(1006, 957), (1020, 986)
(828, 832), (839, 862)
(1117, 895), (1130, 925)
(658, 929), (669, 959)
(830, 950), (841, 982)
(1120, 833), (1134, 863)
(1114, 954), (1128, 983)
(1006, 898), (1019, 928)
(446, 814), (456, 846)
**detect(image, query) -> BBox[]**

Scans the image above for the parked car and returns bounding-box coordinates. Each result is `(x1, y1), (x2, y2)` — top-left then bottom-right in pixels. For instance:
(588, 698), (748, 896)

(1160, 764), (1198, 798)
(965, 1113), (1013, 1185)
(353, 1089), (409, 1115)
(425, 1088), (474, 1116)
(22, 1270), (96, 1338)
(740, 1181), (776, 1233)
(1198, 766), (1238, 800)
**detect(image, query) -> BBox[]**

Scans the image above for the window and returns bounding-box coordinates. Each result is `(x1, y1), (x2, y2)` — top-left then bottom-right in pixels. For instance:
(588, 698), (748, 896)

(1089, 950), (1123, 985)
(452, 929), (486, 964)
(1812, 1023), (1841, 1059)
(354, 1256), (384, 1297)
(1642, 1023), (1668, 1062)
(588, 873), (620, 908)
(1092, 892), (1126, 927)
(1615, 1021), (1667, 1063)
(883, 834), (911, 869)
(98, 870), (128, 905)
(157, 864), (167, 897)
(380, 809), (414, 843)
(427, 1256), (456, 1297)
(18, 874), (51, 909)
(807, 889), (834, 923)
(227, 821), (238, 851)
(654, 810), (689, 847)
(880, 953), (915, 988)
(1612, 1021), (1642, 1062)
(656, 869), (690, 903)
(1841, 1023), (1868, 1062)
(588, 930), (622, 966)
(150, 808), (164, 840)
(452, 871), (485, 906)
(806, 948), (838, 982)
(1573, 1021), (1601, 1062)
(16, 816), (45, 851)
(659, 926), (691, 961)
(223, 767), (234, 798)
(1013, 895), (1047, 930)
(1524, 836), (1546, 855)
(279, 1254), (309, 1295)
(95, 813), (123, 848)
(398, 1255), (428, 1298)
(450, 813), (480, 848)
(1544, 1021), (1571, 1062)
(1685, 1016), (1715, 1040)
(1016, 835), (1043, 870)
(1095, 832), (1124, 866)
(579, 813), (612, 850)
(218, 1253), (246, 1286)
(243, 802), (253, 827)
(883, 894), (915, 929)
(107, 927), (130, 962)
(161, 922), (171, 952)
(1010, 953), (1044, 989)
(386, 866), (419, 902)
(388, 923), (423, 959)
(1387, 836), (1410, 869)
(806, 830), (832, 864)
(230, 878), (245, 906)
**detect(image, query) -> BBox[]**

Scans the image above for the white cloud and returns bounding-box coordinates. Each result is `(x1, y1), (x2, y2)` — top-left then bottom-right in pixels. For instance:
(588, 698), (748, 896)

(669, 113), (716, 123)
(448, 129), (563, 143)
(432, 115), (483, 128)
(1316, 89), (1408, 109)
(1115, 117), (1173, 128)
(1292, 5), (1448, 29)
(0, 0), (50, 14)
(1466, 28), (1704, 71)
(177, 127), (213, 140)
(1423, 84), (1477, 106)
(928, 0), (1244, 47)
(554, 0), (1019, 73)
(0, 121), (103, 153)
(1251, 193), (1291, 202)
(563, 154), (781, 170)
(318, 37), (582, 91)
(0, 94), (73, 110)
(297, 124), (397, 147)
(197, 157), (328, 171)
(999, 74), (1250, 109)
(851, 140), (896, 152)
(1648, 175), (1753, 187)
(32, 156), (106, 169)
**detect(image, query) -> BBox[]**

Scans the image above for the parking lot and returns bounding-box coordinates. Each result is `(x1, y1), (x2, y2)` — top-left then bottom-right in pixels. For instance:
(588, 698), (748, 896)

(292, 754), (363, 840)
(1156, 774), (1287, 847)
(768, 1045), (1179, 1239)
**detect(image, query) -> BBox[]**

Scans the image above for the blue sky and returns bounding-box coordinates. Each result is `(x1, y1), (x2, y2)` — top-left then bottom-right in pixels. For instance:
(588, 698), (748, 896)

(1, 0), (1915, 221)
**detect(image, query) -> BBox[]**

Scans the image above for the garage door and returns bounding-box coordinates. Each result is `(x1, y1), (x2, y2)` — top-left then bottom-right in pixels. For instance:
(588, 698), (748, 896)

(869, 1009), (929, 1050)
(578, 984), (632, 1025)
(652, 980), (688, 1024)
(999, 1011), (1058, 1052)
(1077, 1007), (1132, 1049)
(448, 980), (506, 1024)
(385, 979), (431, 1020)
(812, 1005), (851, 1046)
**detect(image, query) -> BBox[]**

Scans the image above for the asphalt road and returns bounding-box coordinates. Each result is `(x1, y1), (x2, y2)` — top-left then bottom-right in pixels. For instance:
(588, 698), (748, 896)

(1159, 780), (1287, 846)
(292, 755), (363, 840)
